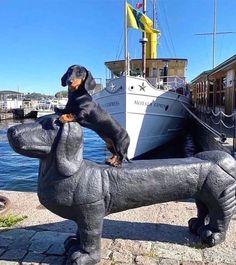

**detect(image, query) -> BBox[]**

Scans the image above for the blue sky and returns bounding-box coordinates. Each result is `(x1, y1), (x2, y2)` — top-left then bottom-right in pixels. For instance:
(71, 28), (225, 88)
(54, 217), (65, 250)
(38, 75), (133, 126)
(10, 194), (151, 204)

(0, 0), (236, 95)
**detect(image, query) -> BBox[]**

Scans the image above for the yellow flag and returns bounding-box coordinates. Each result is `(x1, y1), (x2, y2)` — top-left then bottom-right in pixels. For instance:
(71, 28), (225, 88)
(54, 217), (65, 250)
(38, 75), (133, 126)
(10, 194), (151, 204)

(127, 3), (160, 34)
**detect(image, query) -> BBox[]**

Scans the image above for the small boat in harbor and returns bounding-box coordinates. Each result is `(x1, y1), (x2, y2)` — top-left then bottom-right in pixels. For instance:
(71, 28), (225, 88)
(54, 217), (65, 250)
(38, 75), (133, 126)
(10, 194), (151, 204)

(93, 0), (191, 159)
(36, 98), (67, 117)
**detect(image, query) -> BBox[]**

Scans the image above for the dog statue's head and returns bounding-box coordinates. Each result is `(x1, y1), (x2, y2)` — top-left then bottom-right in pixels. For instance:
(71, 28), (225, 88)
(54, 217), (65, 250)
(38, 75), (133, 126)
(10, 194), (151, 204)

(61, 64), (96, 92)
(7, 114), (84, 176)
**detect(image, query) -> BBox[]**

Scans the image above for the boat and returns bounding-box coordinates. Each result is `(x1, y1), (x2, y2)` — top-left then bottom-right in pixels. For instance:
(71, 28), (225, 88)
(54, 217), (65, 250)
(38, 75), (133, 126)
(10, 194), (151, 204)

(36, 98), (67, 117)
(93, 0), (191, 159)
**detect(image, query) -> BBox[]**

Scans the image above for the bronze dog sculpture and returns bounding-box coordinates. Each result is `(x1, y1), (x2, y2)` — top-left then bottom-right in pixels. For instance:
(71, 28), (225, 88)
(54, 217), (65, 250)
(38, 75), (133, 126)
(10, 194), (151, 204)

(57, 64), (130, 167)
(7, 114), (236, 265)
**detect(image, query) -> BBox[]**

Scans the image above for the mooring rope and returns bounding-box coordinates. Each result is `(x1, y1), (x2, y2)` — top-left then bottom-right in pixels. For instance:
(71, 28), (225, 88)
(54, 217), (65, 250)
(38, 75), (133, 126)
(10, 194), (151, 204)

(181, 103), (227, 142)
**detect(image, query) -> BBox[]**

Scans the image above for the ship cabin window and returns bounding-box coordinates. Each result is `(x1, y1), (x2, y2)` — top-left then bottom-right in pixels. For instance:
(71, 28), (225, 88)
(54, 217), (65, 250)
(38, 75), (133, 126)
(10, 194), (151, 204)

(146, 67), (149, 77)
(135, 68), (141, 76)
(152, 68), (158, 77)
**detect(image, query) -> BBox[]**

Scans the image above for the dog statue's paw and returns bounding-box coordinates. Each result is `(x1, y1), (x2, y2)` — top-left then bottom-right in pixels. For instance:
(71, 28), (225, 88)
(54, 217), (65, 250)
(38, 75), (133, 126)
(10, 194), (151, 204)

(66, 246), (100, 265)
(200, 229), (226, 247)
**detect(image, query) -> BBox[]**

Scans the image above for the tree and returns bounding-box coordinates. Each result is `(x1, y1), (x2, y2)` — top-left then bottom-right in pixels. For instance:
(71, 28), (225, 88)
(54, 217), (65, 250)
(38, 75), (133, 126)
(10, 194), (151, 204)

(55, 91), (68, 98)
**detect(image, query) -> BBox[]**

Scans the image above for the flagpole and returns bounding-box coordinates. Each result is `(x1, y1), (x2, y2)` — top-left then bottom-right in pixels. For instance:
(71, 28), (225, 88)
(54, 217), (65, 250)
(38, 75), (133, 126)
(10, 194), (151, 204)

(124, 0), (129, 75)
(140, 0), (148, 77)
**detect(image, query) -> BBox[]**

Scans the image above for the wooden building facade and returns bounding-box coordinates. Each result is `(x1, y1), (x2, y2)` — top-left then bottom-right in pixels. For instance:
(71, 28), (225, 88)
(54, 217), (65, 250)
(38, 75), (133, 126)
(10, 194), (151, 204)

(191, 54), (236, 115)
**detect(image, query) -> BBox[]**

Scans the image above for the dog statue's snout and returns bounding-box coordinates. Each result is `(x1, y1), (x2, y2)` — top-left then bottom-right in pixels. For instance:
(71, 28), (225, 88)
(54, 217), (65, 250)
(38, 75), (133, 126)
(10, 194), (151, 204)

(7, 126), (17, 138)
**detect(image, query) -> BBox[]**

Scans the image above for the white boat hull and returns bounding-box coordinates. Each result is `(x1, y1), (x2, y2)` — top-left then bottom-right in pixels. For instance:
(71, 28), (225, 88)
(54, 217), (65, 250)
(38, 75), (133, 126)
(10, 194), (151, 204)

(93, 75), (191, 159)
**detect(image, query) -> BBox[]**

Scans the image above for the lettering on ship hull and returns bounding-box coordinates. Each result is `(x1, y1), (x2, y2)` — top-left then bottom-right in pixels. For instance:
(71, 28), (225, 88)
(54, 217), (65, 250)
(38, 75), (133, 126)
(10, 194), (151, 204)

(134, 100), (168, 110)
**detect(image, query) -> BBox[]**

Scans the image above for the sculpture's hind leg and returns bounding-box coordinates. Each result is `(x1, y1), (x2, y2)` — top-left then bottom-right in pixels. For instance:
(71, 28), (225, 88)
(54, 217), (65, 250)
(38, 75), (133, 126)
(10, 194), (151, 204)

(200, 183), (236, 247)
(66, 200), (105, 265)
(188, 199), (208, 235)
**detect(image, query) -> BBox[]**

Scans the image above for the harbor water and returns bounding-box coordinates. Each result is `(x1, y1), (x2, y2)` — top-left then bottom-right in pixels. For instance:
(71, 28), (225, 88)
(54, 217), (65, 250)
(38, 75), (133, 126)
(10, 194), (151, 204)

(0, 118), (201, 192)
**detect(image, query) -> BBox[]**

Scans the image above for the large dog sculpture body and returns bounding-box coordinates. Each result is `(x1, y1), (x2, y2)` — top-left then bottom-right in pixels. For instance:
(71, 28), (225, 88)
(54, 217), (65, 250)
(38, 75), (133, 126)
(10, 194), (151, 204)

(7, 114), (236, 265)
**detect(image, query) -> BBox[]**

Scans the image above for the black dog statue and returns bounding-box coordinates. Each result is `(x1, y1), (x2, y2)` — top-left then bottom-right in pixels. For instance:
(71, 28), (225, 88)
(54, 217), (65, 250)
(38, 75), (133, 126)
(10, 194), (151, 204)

(7, 114), (236, 265)
(57, 64), (130, 167)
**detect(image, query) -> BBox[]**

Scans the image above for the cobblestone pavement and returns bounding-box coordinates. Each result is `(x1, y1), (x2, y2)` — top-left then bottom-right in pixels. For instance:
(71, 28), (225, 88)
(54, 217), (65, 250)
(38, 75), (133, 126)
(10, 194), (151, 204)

(0, 191), (236, 265)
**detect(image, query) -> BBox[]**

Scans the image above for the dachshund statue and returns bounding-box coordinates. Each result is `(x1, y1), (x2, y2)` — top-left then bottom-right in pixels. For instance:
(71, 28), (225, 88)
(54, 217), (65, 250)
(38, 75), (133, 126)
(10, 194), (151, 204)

(7, 114), (236, 265)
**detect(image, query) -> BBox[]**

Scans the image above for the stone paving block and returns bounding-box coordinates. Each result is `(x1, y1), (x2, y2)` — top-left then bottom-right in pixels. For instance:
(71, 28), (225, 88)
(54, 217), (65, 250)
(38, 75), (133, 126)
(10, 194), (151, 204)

(45, 242), (65, 256)
(112, 251), (133, 264)
(21, 251), (46, 264)
(159, 258), (180, 265)
(30, 230), (71, 244)
(0, 248), (27, 261)
(28, 241), (52, 254)
(181, 261), (203, 265)
(101, 249), (112, 260)
(40, 255), (66, 265)
(9, 239), (31, 251)
(0, 237), (13, 248)
(99, 260), (113, 265)
(202, 244), (236, 264)
(29, 230), (71, 253)
(0, 229), (36, 241)
(0, 248), (6, 256)
(135, 255), (159, 265)
(0, 261), (19, 265)
(152, 242), (203, 262)
(112, 239), (152, 256)
(101, 238), (113, 250)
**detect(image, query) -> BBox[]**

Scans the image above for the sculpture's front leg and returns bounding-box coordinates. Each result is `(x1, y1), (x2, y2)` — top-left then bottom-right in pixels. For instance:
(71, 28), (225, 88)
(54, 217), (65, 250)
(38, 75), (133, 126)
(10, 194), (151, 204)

(65, 201), (105, 265)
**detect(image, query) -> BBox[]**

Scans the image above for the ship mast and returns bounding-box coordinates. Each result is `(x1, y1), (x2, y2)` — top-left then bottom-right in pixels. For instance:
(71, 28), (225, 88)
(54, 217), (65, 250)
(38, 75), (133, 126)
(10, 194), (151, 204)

(124, 0), (158, 76)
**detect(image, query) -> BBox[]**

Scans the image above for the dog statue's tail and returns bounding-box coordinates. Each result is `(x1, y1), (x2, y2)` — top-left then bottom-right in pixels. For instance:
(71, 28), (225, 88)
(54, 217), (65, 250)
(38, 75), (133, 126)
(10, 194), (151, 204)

(195, 150), (236, 180)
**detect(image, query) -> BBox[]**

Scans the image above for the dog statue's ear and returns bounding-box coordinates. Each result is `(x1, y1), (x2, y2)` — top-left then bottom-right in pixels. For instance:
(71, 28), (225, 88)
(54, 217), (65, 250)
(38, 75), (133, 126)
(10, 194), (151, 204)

(56, 122), (83, 176)
(61, 70), (68, 87)
(84, 70), (96, 91)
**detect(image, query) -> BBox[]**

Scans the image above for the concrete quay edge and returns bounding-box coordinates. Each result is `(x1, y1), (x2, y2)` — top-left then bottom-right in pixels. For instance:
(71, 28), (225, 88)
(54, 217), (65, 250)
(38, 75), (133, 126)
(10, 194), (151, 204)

(0, 190), (235, 265)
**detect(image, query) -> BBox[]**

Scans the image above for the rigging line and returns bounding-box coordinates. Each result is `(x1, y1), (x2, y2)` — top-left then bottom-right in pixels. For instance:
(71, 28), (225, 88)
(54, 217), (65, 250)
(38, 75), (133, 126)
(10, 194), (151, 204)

(158, 5), (173, 57)
(158, 21), (173, 57)
(116, 30), (124, 60)
(160, 0), (176, 57)
(218, 34), (225, 63)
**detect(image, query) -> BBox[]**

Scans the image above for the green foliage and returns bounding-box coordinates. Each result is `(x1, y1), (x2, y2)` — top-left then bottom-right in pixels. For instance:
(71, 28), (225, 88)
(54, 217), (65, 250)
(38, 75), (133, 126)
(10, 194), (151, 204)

(0, 214), (27, 227)
(55, 90), (68, 98)
(24, 93), (53, 100)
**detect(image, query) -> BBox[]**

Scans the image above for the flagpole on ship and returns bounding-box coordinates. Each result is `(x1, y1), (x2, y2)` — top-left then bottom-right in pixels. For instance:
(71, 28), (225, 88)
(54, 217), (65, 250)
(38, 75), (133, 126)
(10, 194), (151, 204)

(140, 0), (148, 78)
(124, 0), (129, 76)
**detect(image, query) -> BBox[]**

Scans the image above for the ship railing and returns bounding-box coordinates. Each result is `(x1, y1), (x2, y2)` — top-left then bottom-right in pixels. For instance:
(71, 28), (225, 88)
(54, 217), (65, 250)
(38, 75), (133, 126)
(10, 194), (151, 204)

(148, 76), (188, 95)
(92, 75), (188, 96)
